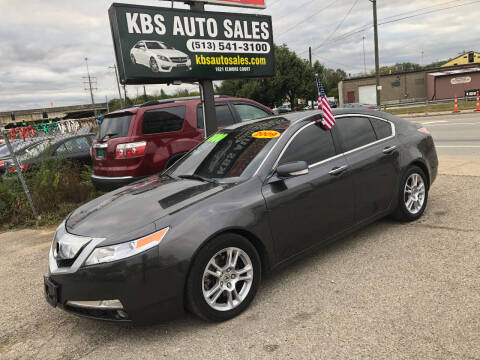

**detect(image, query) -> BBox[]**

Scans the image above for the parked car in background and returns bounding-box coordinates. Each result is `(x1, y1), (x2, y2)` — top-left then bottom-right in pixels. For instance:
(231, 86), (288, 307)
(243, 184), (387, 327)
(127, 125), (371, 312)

(44, 109), (438, 323)
(91, 96), (274, 190)
(340, 103), (380, 110)
(0, 138), (52, 172)
(273, 105), (291, 114)
(3, 134), (94, 173)
(130, 40), (192, 73)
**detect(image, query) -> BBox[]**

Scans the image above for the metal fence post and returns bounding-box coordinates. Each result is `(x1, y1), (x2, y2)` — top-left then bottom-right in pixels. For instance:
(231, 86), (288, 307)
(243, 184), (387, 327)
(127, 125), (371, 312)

(0, 128), (39, 219)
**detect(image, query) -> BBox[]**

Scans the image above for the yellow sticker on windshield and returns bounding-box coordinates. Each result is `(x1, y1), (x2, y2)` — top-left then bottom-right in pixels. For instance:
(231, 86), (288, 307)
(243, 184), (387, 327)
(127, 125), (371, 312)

(252, 131), (280, 139)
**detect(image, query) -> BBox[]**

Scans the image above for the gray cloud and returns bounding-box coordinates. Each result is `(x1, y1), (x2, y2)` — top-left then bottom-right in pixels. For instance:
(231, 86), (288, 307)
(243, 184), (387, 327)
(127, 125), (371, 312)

(1, 0), (479, 111)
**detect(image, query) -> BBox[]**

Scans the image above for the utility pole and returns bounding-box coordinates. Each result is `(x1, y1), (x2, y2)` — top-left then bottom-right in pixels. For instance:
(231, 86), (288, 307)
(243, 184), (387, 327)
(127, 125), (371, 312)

(191, 1), (217, 138)
(84, 57), (98, 116)
(109, 64), (124, 107)
(309, 46), (312, 67)
(370, 0), (380, 106)
(143, 85), (147, 102)
(362, 35), (367, 75)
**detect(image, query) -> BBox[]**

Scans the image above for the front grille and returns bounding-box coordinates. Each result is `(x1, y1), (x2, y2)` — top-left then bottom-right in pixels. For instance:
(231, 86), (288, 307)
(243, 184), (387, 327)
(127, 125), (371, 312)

(170, 57), (188, 63)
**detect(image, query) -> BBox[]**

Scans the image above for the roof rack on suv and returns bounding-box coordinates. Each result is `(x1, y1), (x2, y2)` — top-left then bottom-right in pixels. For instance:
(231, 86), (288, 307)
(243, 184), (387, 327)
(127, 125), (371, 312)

(137, 95), (230, 108)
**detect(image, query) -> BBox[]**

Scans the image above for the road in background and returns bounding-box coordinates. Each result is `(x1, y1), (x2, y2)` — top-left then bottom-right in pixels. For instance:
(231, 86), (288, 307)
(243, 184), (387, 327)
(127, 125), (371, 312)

(410, 112), (480, 157)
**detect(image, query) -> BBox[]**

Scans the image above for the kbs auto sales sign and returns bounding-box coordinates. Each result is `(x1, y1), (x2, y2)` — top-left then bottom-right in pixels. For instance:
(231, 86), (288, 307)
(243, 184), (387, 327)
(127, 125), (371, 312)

(108, 3), (274, 85)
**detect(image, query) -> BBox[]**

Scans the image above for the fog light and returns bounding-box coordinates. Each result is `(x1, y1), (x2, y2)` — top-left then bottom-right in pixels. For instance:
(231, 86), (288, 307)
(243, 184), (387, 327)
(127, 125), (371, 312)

(66, 299), (123, 310)
(117, 310), (128, 319)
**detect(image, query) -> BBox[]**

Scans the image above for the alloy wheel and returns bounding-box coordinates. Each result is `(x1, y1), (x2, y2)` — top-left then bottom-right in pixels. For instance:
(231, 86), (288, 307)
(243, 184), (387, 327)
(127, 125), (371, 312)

(202, 247), (253, 312)
(150, 58), (159, 72)
(404, 173), (425, 214)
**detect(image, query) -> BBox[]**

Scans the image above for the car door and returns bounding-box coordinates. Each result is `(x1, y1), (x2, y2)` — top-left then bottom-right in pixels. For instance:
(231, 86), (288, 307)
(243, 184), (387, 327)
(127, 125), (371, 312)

(334, 115), (400, 223)
(262, 122), (355, 261)
(136, 42), (148, 65)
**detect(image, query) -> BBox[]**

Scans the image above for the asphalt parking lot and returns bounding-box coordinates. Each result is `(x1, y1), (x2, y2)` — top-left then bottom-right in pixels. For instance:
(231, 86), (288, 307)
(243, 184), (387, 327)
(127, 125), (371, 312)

(1, 113), (479, 360)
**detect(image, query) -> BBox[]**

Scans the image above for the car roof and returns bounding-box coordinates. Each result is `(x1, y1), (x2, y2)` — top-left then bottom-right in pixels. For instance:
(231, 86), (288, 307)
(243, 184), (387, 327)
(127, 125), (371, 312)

(107, 96), (272, 115)
(223, 108), (396, 131)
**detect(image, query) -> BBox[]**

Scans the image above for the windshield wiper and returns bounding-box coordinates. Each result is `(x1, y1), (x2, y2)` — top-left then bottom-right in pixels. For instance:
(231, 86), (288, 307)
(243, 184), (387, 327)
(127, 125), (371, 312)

(177, 174), (217, 183)
(100, 133), (117, 141)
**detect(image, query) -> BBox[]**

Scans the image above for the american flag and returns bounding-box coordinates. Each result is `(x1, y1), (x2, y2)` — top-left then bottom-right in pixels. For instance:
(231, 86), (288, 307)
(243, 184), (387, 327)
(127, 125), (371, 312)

(316, 75), (335, 130)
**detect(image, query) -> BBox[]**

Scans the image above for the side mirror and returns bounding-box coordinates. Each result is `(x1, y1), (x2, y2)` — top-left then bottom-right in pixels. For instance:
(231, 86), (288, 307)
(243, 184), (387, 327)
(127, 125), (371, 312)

(276, 161), (309, 178)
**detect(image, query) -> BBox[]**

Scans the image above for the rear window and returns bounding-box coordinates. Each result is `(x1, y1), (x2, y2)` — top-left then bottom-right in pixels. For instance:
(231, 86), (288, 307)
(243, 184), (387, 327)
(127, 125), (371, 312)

(142, 106), (185, 134)
(98, 114), (132, 140)
(370, 118), (392, 139)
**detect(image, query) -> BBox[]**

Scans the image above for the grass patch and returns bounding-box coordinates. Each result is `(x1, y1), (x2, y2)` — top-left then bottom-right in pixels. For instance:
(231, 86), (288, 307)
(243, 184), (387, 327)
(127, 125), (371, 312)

(0, 160), (103, 228)
(385, 101), (478, 115)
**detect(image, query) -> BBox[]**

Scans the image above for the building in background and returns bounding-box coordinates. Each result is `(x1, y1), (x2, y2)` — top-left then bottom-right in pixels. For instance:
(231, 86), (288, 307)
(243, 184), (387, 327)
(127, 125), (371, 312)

(338, 63), (480, 105)
(441, 51), (480, 67)
(0, 103), (107, 125)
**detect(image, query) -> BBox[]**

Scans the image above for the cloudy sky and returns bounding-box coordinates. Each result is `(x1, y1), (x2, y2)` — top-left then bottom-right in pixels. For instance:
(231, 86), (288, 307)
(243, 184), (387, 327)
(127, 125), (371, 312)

(1, 0), (479, 111)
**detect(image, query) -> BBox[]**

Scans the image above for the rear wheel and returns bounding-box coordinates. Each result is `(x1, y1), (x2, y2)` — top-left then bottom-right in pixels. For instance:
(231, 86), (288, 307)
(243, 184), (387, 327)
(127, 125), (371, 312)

(186, 233), (261, 322)
(392, 166), (428, 221)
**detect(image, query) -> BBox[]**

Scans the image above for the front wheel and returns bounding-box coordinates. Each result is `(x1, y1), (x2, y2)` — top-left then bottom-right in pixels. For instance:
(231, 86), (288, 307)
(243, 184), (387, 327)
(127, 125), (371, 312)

(149, 57), (159, 72)
(186, 233), (261, 322)
(392, 166), (428, 221)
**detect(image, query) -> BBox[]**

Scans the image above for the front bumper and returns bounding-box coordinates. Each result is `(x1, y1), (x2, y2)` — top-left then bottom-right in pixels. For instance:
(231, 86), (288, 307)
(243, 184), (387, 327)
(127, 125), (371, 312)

(45, 244), (186, 323)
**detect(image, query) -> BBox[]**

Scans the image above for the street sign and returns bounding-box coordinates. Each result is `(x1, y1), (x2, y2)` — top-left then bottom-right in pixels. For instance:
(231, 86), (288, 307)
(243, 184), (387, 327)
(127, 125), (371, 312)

(108, 3), (275, 85)
(170, 0), (267, 9)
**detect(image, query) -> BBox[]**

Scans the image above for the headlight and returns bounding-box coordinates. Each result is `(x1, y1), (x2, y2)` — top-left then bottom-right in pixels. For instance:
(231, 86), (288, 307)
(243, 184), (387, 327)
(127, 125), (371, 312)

(84, 227), (169, 266)
(157, 55), (169, 62)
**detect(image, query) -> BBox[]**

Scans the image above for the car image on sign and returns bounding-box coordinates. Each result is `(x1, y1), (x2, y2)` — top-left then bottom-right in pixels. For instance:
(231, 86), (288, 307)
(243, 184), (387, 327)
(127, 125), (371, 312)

(130, 40), (192, 73)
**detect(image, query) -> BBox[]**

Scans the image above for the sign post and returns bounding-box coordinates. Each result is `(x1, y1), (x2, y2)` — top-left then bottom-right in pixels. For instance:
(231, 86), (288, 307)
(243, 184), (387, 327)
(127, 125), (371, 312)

(190, 1), (217, 137)
(108, 2), (274, 138)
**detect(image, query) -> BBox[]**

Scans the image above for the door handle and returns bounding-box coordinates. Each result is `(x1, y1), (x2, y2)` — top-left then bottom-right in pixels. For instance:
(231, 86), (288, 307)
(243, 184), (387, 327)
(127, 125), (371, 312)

(329, 165), (348, 176)
(382, 145), (397, 154)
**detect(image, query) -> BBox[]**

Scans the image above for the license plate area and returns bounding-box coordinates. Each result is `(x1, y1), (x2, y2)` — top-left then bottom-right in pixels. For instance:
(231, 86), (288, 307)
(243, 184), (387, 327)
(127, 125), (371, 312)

(96, 149), (105, 158)
(44, 276), (59, 307)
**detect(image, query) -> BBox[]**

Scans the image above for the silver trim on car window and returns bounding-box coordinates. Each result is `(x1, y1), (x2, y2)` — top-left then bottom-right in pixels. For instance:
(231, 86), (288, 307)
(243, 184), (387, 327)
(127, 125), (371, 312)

(270, 113), (396, 173)
(253, 111), (323, 176)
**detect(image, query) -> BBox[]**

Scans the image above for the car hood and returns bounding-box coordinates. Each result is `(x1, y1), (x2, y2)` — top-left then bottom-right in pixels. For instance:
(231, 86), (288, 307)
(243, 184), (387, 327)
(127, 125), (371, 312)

(66, 175), (226, 240)
(147, 49), (188, 58)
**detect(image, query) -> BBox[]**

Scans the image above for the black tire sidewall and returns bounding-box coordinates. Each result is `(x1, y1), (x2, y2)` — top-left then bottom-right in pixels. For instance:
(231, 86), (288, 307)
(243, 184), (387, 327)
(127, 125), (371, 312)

(397, 166), (429, 221)
(150, 57), (158, 72)
(186, 233), (261, 322)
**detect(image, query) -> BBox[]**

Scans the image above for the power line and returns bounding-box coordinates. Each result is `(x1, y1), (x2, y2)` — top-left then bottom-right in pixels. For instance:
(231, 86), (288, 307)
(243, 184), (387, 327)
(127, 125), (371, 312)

(275, 0), (340, 39)
(299, 0), (480, 56)
(311, 0), (360, 51)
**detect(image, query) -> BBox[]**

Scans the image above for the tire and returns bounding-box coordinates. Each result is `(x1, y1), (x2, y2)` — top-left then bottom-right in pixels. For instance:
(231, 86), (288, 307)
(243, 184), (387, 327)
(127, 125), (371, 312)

(186, 233), (261, 322)
(130, 54), (136, 64)
(149, 57), (159, 72)
(392, 165), (429, 222)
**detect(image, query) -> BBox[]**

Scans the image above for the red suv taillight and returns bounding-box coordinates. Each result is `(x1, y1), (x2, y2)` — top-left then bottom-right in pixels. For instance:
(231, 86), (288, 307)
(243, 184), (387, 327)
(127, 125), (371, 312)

(115, 141), (147, 159)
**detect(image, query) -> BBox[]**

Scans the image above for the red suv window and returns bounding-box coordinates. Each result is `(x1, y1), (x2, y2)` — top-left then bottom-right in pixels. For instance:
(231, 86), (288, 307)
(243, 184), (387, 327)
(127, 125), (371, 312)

(197, 104), (235, 129)
(142, 106), (186, 134)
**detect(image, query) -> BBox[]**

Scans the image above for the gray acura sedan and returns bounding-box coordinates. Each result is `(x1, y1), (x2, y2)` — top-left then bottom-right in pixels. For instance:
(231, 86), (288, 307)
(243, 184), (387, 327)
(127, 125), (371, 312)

(44, 109), (438, 322)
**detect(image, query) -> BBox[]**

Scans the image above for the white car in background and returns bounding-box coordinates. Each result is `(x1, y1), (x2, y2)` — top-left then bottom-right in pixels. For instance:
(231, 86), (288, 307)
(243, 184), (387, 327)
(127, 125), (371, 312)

(130, 40), (192, 73)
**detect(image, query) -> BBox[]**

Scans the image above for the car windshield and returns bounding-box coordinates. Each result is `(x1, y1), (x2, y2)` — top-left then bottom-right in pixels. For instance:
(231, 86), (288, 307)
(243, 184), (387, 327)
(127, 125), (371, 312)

(97, 113), (132, 140)
(145, 41), (172, 50)
(166, 117), (290, 183)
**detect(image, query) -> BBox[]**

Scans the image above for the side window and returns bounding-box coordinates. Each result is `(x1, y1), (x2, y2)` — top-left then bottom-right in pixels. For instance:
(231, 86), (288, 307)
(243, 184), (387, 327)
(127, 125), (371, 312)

(370, 118), (392, 139)
(279, 124), (336, 166)
(234, 104), (270, 122)
(142, 106), (185, 134)
(55, 144), (70, 156)
(197, 104), (235, 128)
(335, 117), (377, 152)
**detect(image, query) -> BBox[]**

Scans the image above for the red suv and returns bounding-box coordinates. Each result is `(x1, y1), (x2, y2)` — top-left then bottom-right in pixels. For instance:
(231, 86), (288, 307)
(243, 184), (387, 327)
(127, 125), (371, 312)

(91, 96), (274, 190)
